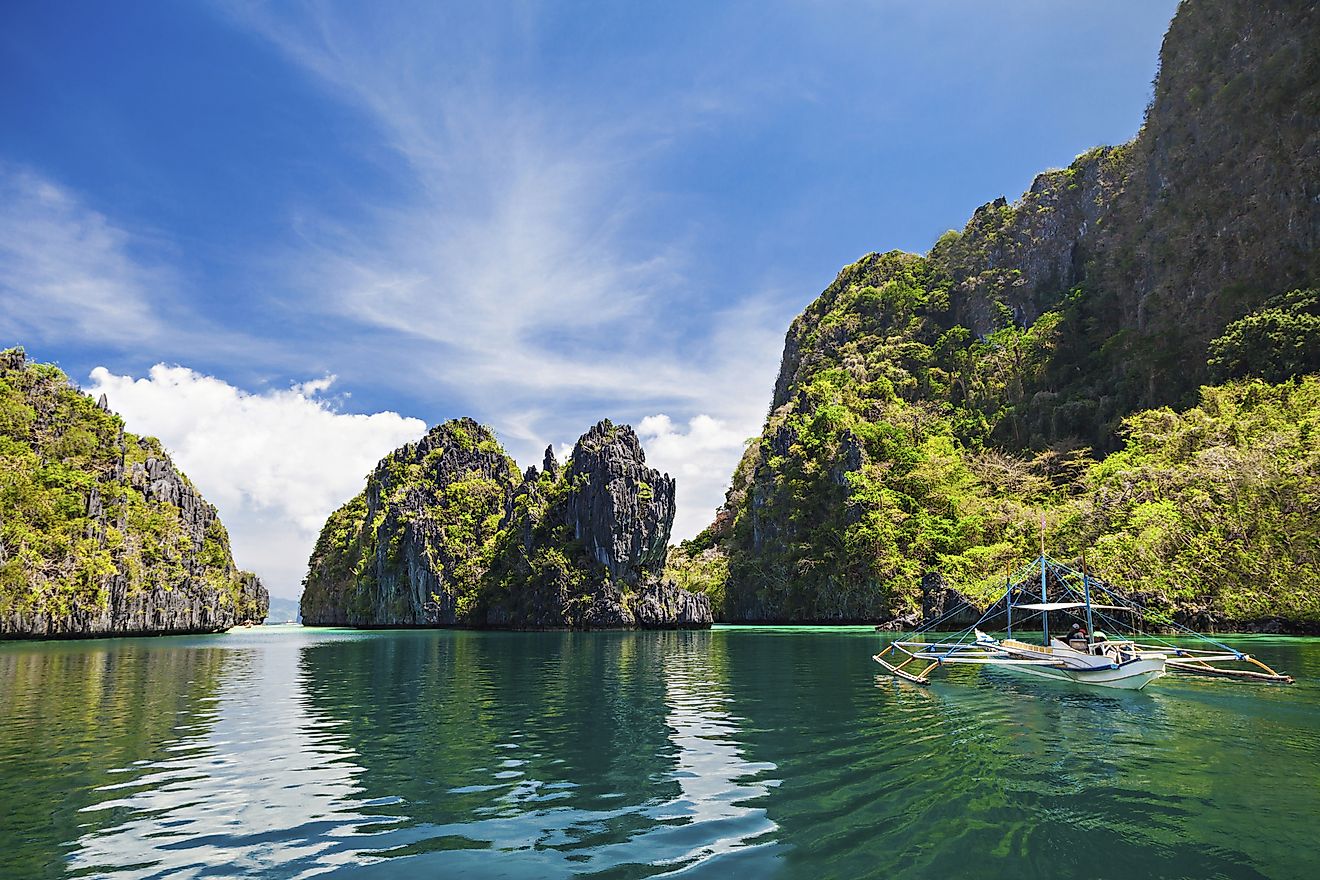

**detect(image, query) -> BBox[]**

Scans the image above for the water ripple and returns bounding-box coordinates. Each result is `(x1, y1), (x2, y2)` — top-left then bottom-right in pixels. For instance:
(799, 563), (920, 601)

(1, 627), (1318, 878)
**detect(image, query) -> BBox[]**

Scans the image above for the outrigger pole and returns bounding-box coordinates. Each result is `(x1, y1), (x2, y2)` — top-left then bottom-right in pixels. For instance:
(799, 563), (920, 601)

(1005, 565), (1013, 639)
(875, 552), (1294, 687)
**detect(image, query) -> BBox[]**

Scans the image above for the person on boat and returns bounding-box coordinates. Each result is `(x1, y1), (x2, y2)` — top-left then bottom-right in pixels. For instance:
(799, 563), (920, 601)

(1067, 622), (1088, 650)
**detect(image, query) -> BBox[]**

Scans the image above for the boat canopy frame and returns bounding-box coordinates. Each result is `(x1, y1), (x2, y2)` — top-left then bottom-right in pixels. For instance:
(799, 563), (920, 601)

(874, 554), (1293, 685)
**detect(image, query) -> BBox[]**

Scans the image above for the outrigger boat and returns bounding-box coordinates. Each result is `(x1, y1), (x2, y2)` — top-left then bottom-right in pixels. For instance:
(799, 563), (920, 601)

(874, 548), (1293, 690)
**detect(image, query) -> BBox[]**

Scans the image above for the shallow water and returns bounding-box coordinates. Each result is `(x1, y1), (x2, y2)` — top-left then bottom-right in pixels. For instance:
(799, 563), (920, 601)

(1, 625), (1317, 879)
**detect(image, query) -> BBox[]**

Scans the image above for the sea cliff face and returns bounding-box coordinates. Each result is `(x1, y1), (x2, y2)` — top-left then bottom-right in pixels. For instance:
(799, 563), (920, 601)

(0, 348), (268, 639)
(673, 0), (1320, 630)
(301, 419), (711, 629)
(299, 418), (518, 627)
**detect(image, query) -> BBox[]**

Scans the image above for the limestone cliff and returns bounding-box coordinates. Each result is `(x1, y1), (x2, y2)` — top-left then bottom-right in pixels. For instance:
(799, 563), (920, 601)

(685, 0), (1320, 628)
(300, 418), (518, 626)
(774, 0), (1319, 448)
(487, 421), (710, 628)
(301, 419), (711, 629)
(0, 348), (268, 639)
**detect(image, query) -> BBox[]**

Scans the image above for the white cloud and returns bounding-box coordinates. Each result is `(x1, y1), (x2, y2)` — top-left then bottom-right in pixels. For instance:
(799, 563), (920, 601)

(2, 7), (799, 579)
(215, 1), (795, 521)
(224, 0), (669, 387)
(40, 0), (800, 556)
(637, 414), (752, 543)
(82, 363), (755, 599)
(0, 165), (168, 345)
(87, 365), (427, 599)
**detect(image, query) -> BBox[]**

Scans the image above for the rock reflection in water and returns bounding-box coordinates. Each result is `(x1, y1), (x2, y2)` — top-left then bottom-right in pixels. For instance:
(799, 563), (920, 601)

(287, 629), (777, 877)
(68, 630), (380, 878)
(1, 628), (1316, 880)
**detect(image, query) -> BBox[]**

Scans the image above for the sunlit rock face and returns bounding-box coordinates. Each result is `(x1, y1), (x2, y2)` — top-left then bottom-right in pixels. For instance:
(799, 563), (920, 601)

(490, 420), (710, 629)
(705, 0), (1320, 627)
(301, 418), (711, 630)
(565, 421), (675, 583)
(300, 418), (519, 628)
(0, 348), (268, 640)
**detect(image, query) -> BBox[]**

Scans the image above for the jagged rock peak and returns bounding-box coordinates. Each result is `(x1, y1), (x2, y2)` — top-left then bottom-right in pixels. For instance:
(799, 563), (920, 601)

(565, 419), (675, 582)
(0, 347), (26, 371)
(370, 417), (514, 499)
(573, 418), (646, 463)
(301, 416), (520, 628)
(302, 414), (710, 630)
(405, 417), (501, 462)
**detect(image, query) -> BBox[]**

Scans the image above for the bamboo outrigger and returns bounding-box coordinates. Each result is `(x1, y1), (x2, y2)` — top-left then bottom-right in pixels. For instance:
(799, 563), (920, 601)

(875, 549), (1293, 690)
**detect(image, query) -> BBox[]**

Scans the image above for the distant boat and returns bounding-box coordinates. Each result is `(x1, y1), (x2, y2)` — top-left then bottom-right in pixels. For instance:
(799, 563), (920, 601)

(874, 542), (1292, 690)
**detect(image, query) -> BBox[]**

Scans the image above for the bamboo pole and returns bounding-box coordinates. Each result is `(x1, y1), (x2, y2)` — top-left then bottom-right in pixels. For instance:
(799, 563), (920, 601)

(873, 653), (933, 684)
(1166, 659), (1293, 683)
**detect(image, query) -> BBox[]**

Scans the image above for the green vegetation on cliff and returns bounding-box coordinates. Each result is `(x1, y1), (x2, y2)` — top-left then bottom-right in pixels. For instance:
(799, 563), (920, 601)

(673, 2), (1319, 628)
(674, 269), (1320, 625)
(0, 348), (266, 636)
(300, 418), (520, 626)
(1072, 379), (1319, 623)
(301, 419), (711, 629)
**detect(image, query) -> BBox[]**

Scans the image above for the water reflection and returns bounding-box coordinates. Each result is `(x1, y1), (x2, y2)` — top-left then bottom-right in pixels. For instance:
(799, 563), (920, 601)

(69, 631), (379, 878)
(0, 638), (228, 879)
(290, 629), (778, 877)
(0, 628), (1316, 879)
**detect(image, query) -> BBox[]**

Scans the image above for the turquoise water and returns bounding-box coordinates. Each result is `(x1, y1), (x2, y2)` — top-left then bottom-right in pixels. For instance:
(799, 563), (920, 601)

(1, 626), (1318, 879)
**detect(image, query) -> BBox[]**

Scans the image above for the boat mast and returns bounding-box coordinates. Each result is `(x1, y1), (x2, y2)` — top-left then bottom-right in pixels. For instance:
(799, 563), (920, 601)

(1005, 565), (1013, 638)
(1081, 551), (1095, 645)
(1040, 514), (1049, 646)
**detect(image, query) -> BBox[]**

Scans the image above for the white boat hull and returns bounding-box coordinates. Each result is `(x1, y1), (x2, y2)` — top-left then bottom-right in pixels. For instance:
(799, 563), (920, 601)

(997, 658), (1166, 690)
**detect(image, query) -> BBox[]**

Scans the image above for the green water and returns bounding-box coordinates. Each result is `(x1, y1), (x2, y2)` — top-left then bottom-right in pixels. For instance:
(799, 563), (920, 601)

(1, 626), (1317, 879)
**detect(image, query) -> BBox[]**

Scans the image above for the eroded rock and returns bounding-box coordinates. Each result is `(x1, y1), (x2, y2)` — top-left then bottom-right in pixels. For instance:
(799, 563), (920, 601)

(301, 418), (712, 630)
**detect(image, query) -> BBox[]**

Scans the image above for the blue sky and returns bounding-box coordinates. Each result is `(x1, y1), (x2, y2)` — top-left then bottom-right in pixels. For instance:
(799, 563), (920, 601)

(0, 0), (1179, 598)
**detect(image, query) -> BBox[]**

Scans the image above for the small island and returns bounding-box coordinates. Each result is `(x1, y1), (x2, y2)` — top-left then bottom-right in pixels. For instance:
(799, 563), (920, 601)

(300, 418), (711, 629)
(0, 349), (268, 639)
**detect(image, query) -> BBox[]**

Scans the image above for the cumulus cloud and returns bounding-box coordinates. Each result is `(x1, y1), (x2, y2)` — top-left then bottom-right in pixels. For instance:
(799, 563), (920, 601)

(87, 365), (427, 599)
(637, 414), (752, 543)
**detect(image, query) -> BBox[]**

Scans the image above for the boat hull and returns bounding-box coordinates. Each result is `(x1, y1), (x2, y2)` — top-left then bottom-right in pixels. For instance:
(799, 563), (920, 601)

(998, 658), (1166, 690)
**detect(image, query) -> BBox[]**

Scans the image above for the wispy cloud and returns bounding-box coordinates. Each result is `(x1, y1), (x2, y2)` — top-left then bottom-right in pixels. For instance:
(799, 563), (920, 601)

(0, 165), (168, 346)
(217, 0), (796, 535)
(88, 365), (427, 598)
(0, 164), (283, 374)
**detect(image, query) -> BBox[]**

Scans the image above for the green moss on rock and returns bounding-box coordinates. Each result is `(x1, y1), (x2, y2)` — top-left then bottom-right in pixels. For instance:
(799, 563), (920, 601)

(0, 347), (267, 638)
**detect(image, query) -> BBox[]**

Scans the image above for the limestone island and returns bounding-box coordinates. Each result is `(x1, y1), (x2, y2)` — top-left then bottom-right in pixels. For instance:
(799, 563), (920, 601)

(0, 348), (268, 640)
(300, 418), (712, 629)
